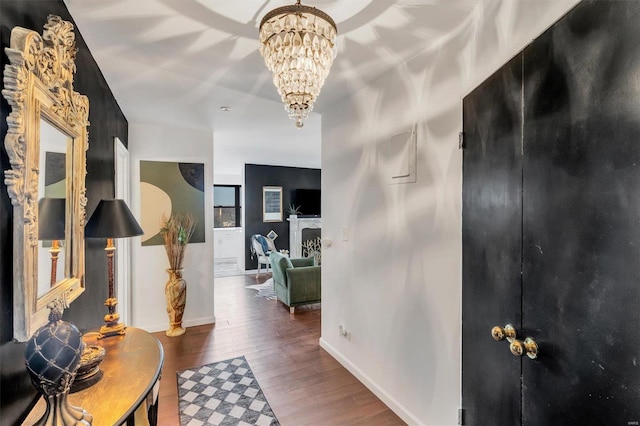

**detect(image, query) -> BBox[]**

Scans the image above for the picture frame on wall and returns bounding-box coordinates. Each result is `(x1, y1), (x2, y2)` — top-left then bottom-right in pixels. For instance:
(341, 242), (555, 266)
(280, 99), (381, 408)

(139, 160), (206, 246)
(263, 186), (283, 222)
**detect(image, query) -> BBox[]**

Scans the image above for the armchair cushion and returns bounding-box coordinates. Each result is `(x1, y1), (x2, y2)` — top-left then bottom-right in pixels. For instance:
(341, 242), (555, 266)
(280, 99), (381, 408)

(291, 257), (314, 268)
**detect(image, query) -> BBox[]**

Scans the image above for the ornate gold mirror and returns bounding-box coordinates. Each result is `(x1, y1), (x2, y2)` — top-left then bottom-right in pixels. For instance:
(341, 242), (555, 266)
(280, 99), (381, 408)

(2, 15), (89, 341)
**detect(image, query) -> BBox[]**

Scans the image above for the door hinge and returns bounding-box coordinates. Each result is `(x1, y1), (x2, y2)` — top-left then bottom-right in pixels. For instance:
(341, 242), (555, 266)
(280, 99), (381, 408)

(458, 408), (464, 425)
(458, 131), (466, 149)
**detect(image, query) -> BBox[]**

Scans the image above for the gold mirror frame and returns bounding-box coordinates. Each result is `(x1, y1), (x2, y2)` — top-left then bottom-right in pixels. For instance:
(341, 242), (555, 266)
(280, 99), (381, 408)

(3, 15), (89, 341)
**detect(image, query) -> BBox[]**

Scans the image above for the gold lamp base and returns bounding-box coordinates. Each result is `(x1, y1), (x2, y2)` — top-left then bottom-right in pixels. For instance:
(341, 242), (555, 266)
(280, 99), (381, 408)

(98, 297), (126, 339)
(85, 200), (144, 342)
(98, 322), (126, 339)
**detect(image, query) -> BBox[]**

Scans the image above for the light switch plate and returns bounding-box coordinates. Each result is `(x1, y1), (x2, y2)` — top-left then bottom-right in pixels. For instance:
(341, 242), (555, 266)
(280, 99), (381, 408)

(379, 125), (417, 185)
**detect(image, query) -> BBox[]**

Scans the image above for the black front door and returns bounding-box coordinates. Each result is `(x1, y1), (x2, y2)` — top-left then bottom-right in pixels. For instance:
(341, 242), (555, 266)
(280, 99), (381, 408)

(462, 2), (640, 425)
(462, 55), (523, 426)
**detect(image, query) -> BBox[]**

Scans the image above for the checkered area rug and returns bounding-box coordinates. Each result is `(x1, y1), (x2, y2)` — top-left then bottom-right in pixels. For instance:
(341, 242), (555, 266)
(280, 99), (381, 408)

(177, 356), (279, 426)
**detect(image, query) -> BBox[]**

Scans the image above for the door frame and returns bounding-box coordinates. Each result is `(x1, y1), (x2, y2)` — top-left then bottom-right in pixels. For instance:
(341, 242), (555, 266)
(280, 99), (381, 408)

(114, 137), (131, 326)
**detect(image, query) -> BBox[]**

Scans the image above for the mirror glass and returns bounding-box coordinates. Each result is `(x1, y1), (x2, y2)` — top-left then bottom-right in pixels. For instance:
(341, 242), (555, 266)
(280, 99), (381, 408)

(37, 118), (71, 297)
(3, 15), (89, 341)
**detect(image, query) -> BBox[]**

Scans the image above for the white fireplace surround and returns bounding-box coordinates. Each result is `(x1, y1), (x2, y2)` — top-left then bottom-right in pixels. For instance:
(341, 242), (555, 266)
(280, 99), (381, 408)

(288, 217), (321, 258)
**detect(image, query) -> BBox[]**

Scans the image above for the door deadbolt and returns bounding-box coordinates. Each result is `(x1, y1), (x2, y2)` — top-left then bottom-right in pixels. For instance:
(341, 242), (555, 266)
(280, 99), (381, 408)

(492, 325), (540, 359)
(510, 337), (538, 359)
(491, 324), (517, 342)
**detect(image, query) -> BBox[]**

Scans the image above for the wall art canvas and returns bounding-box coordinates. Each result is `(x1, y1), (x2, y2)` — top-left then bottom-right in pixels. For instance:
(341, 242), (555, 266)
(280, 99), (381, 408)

(140, 160), (205, 246)
(263, 186), (283, 222)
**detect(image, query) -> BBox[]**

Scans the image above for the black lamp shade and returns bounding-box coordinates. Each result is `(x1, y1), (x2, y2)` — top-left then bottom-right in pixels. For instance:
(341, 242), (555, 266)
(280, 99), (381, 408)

(38, 198), (66, 240)
(85, 199), (143, 238)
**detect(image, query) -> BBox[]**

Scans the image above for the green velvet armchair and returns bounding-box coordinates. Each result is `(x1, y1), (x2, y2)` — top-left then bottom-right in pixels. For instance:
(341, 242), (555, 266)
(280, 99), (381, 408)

(269, 251), (321, 313)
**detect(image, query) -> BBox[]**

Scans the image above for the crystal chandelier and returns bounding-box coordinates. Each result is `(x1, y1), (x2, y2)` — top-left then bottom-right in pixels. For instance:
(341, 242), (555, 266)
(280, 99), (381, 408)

(259, 0), (338, 128)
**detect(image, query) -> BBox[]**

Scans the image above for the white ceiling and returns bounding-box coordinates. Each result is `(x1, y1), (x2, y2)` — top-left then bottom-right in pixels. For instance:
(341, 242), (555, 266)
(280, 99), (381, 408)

(63, 0), (480, 151)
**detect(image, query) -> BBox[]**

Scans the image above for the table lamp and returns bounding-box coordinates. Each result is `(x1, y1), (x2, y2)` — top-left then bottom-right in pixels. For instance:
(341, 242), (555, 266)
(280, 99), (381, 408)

(38, 197), (66, 287)
(85, 199), (143, 338)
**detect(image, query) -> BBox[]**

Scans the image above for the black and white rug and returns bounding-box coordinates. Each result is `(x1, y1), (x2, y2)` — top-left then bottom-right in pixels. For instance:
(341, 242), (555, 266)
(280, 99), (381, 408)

(177, 356), (279, 426)
(245, 279), (276, 300)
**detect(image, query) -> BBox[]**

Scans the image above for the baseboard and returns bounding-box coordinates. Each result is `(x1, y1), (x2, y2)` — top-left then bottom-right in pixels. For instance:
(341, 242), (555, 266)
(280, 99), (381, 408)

(244, 269), (271, 277)
(139, 316), (216, 334)
(319, 337), (422, 426)
(213, 268), (260, 277)
(214, 269), (242, 277)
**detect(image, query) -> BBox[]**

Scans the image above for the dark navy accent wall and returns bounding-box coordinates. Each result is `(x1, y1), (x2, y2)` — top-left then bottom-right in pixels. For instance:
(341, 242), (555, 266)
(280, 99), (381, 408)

(244, 164), (320, 270)
(1, 1), (127, 422)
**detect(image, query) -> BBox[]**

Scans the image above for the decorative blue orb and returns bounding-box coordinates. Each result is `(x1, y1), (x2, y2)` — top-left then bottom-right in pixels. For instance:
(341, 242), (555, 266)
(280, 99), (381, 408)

(25, 319), (84, 396)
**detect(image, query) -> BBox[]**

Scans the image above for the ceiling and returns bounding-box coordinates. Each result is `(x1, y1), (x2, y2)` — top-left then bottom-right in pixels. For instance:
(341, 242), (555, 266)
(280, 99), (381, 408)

(63, 0), (480, 147)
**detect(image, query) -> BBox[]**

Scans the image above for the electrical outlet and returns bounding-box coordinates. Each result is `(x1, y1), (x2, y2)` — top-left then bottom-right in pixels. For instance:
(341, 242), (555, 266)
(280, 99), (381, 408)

(339, 325), (351, 341)
(341, 227), (348, 241)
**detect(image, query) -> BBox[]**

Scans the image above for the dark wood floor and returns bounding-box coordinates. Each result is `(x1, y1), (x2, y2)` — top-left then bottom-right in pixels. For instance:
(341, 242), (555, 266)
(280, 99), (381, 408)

(153, 273), (405, 425)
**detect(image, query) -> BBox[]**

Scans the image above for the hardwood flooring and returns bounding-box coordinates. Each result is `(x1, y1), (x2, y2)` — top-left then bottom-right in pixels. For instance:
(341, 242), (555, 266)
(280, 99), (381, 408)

(154, 273), (405, 426)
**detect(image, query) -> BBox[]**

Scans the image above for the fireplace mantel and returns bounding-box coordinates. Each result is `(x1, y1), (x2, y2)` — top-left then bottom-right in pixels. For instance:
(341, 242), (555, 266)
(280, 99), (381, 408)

(288, 217), (321, 258)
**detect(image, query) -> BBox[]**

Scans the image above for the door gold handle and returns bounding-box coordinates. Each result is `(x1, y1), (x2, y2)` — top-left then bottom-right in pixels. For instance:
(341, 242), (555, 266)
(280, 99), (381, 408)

(491, 324), (517, 342)
(509, 337), (538, 359)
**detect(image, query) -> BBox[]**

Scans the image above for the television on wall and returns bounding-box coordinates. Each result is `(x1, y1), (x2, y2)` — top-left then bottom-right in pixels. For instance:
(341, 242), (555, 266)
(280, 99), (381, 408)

(294, 188), (321, 216)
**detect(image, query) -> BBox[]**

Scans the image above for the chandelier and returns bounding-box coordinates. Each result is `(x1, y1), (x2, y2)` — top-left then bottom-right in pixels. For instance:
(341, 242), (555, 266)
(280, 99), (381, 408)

(259, 0), (338, 128)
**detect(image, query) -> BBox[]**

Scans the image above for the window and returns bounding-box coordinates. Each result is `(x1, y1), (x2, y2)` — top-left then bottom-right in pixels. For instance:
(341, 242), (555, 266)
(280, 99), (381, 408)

(214, 185), (241, 228)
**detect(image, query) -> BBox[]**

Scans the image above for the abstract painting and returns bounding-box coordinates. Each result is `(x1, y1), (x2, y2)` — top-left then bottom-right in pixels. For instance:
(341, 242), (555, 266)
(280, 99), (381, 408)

(140, 160), (205, 246)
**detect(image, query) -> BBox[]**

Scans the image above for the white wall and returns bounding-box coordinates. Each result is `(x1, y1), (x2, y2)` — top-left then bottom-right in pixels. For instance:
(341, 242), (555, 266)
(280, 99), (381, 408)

(213, 228), (243, 275)
(319, 0), (580, 424)
(129, 122), (215, 333)
(213, 124), (321, 183)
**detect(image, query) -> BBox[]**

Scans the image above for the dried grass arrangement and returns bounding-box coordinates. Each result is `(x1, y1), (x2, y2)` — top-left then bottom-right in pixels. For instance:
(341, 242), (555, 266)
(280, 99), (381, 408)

(160, 213), (196, 270)
(302, 236), (322, 265)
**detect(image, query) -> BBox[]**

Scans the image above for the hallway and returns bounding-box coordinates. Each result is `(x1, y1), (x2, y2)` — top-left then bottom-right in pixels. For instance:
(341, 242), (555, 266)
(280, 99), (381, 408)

(154, 274), (404, 425)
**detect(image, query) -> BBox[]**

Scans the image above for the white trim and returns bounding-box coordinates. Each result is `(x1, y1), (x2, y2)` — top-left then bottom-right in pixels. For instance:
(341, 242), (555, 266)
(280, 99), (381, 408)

(114, 137), (131, 326)
(139, 316), (216, 334)
(319, 337), (423, 426)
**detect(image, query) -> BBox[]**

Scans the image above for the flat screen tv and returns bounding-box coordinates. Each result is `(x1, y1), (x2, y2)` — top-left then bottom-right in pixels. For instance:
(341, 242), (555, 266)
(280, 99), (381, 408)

(295, 189), (321, 216)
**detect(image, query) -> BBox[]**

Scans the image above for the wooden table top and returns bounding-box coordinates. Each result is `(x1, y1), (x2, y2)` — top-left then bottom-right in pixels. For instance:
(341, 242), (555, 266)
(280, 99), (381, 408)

(24, 327), (164, 426)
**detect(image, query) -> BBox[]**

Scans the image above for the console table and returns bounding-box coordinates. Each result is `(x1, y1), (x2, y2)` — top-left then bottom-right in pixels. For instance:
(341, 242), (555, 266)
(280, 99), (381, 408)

(23, 327), (164, 426)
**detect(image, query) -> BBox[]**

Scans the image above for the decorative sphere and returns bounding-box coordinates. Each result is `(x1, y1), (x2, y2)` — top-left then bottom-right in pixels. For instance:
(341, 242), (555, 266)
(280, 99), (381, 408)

(25, 319), (84, 396)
